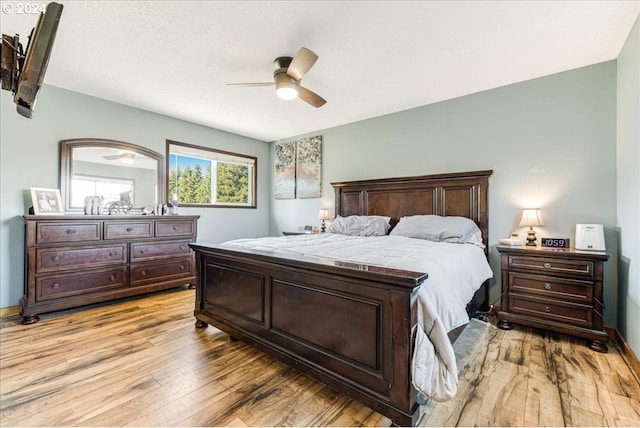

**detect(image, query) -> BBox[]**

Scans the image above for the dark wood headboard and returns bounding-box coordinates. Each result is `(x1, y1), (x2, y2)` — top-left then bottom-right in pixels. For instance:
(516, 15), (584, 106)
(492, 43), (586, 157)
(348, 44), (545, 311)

(331, 170), (493, 249)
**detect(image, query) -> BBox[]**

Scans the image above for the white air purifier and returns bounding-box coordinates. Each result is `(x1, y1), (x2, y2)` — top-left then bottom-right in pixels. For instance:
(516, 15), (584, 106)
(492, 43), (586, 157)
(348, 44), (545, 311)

(575, 224), (606, 251)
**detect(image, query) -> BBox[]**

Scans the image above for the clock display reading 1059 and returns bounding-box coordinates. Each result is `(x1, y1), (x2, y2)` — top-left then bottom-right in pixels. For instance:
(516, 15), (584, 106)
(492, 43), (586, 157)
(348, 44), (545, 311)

(540, 237), (570, 248)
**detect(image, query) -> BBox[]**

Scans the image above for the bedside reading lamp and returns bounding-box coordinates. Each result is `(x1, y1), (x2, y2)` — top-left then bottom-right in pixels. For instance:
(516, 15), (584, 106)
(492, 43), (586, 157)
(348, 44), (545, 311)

(520, 208), (543, 246)
(318, 209), (329, 233)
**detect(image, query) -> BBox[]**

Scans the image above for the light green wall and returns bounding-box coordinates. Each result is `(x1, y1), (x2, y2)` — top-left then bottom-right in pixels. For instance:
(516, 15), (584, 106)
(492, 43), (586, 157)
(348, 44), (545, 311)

(270, 61), (619, 326)
(0, 86), (270, 308)
(617, 16), (640, 358)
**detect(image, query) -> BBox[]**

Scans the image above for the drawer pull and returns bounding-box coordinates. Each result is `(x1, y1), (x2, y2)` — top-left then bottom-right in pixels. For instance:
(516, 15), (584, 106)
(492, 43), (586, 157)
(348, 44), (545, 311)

(109, 274), (116, 281)
(52, 255), (60, 262)
(543, 262), (552, 269)
(172, 226), (177, 231)
(126, 227), (133, 232)
(66, 228), (76, 235)
(544, 305), (551, 313)
(180, 245), (186, 250)
(139, 249), (145, 254)
(109, 252), (114, 257)
(140, 270), (147, 277)
(544, 282), (551, 290)
(52, 282), (60, 290)
(179, 265), (185, 271)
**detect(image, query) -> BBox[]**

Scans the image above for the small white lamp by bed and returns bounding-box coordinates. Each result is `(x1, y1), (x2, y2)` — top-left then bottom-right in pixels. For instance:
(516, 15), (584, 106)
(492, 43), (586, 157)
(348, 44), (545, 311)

(318, 209), (330, 233)
(520, 208), (544, 246)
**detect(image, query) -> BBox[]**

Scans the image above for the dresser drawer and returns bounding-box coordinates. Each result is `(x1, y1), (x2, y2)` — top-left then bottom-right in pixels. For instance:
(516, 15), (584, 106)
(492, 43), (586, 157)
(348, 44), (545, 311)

(155, 220), (195, 237)
(104, 221), (153, 239)
(36, 244), (127, 273)
(36, 267), (127, 301)
(508, 272), (593, 304)
(508, 255), (595, 279)
(131, 240), (192, 261)
(130, 258), (193, 286)
(509, 293), (592, 328)
(36, 222), (101, 244)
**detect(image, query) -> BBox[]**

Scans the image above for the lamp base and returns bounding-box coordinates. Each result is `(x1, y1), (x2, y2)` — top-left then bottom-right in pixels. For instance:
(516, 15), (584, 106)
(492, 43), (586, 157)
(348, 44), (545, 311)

(526, 229), (537, 246)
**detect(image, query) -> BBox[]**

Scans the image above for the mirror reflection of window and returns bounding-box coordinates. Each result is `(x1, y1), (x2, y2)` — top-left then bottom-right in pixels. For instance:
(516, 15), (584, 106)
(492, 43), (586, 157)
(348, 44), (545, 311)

(71, 175), (135, 207)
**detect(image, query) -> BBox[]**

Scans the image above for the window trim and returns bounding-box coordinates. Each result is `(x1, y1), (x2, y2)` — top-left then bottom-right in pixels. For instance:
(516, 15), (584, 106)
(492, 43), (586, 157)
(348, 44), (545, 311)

(166, 139), (257, 209)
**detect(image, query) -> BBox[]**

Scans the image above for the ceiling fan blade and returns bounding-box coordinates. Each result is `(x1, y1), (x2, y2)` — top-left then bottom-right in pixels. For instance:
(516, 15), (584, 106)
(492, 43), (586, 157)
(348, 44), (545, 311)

(287, 47), (318, 81)
(227, 82), (275, 87)
(298, 86), (326, 108)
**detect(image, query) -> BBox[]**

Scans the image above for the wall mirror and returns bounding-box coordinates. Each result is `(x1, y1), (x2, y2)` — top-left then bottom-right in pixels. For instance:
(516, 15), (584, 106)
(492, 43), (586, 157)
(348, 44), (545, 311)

(60, 139), (165, 214)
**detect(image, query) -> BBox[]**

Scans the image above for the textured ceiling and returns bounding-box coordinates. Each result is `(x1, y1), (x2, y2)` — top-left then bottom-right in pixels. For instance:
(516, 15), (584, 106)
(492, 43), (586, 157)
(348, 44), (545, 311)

(2, 1), (639, 142)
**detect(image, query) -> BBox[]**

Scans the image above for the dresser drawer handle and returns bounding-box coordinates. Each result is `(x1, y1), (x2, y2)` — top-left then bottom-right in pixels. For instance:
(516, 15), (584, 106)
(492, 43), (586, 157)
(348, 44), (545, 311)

(139, 249), (145, 254)
(179, 245), (186, 250)
(140, 270), (147, 277)
(544, 282), (551, 290)
(109, 274), (116, 281)
(179, 265), (185, 271)
(544, 305), (551, 313)
(52, 282), (60, 290)
(126, 227), (133, 232)
(543, 262), (552, 269)
(109, 252), (114, 257)
(172, 226), (178, 231)
(66, 228), (76, 235)
(52, 255), (60, 262)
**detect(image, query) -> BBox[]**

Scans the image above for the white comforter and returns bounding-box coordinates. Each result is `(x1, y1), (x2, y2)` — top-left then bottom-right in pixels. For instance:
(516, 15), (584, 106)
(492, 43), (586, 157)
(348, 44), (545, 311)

(221, 233), (493, 401)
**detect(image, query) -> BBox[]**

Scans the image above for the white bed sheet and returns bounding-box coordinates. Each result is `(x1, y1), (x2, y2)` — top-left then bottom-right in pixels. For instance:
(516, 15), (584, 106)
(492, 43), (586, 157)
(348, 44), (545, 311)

(221, 233), (493, 400)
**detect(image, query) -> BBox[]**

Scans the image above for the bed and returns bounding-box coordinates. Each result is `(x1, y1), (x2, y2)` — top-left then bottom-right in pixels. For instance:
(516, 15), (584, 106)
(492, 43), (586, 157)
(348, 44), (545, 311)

(191, 170), (493, 426)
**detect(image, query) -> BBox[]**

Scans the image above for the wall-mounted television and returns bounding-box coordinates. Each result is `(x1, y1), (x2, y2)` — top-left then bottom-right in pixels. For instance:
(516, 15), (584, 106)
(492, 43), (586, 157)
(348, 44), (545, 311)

(0, 2), (63, 118)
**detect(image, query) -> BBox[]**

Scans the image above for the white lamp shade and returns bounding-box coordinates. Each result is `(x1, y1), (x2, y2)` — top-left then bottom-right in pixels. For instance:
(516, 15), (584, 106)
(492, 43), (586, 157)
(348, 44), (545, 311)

(318, 209), (329, 220)
(519, 208), (544, 227)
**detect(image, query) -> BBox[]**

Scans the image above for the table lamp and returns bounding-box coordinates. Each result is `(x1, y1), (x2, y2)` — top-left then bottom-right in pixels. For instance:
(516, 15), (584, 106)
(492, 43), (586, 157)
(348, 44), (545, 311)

(318, 209), (329, 233)
(519, 208), (543, 246)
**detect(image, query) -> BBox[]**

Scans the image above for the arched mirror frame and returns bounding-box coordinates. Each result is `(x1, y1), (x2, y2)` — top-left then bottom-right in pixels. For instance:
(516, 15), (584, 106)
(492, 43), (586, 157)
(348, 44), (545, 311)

(60, 138), (166, 214)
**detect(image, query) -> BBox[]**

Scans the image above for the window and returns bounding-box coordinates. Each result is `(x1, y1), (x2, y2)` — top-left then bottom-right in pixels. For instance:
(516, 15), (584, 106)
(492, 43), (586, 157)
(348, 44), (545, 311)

(71, 175), (134, 207)
(166, 140), (257, 208)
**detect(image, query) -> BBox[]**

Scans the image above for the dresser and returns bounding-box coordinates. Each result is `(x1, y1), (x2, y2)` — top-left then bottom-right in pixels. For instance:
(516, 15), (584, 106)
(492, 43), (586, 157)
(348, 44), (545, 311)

(496, 245), (609, 352)
(22, 215), (199, 324)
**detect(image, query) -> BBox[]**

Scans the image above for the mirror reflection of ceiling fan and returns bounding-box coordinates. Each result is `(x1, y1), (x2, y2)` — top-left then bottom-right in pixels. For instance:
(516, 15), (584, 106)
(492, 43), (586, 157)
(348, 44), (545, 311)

(228, 47), (326, 108)
(103, 152), (136, 163)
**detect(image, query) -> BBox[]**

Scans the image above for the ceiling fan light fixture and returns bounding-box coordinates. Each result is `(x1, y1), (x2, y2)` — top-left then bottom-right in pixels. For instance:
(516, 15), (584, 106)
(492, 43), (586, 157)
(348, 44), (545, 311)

(276, 81), (298, 100)
(120, 153), (135, 164)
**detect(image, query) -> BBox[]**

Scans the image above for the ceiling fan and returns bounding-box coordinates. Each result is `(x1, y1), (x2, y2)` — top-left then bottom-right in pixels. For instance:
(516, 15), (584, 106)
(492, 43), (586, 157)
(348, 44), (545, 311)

(103, 152), (135, 163)
(228, 47), (327, 108)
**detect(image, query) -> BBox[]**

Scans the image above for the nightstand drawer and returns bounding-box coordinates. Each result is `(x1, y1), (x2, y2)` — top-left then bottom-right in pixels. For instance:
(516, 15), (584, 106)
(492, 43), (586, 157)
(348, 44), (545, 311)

(509, 293), (592, 328)
(508, 255), (594, 279)
(508, 273), (593, 303)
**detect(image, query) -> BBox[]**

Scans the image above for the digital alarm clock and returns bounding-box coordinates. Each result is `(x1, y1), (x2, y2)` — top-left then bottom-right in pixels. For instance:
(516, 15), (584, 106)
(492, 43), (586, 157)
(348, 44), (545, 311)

(540, 237), (570, 248)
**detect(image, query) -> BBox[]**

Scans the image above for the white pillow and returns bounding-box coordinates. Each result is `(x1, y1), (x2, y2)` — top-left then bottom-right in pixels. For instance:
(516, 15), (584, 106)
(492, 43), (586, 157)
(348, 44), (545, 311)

(389, 215), (485, 248)
(326, 215), (391, 236)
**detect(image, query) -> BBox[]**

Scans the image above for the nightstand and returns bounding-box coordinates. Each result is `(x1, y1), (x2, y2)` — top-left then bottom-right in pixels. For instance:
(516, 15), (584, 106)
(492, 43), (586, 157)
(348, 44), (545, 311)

(496, 245), (610, 352)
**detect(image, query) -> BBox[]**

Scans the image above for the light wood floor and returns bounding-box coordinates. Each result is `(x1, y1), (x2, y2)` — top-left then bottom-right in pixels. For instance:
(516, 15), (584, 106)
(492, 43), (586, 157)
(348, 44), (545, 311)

(1, 287), (639, 427)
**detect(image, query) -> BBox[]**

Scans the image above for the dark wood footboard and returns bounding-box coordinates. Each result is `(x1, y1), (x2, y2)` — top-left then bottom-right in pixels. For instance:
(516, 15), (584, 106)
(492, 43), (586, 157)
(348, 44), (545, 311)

(192, 170), (492, 426)
(191, 243), (427, 426)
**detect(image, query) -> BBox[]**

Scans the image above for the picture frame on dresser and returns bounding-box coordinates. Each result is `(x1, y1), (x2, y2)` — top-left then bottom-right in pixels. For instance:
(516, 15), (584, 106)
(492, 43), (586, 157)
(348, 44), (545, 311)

(30, 187), (64, 215)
